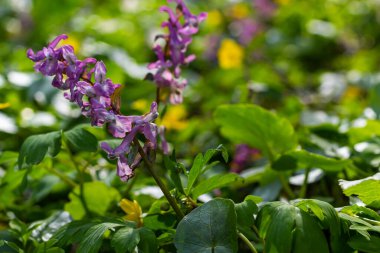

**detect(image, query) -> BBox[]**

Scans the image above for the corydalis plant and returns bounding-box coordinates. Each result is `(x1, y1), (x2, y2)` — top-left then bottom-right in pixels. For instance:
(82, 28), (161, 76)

(148, 0), (207, 104)
(27, 0), (205, 182)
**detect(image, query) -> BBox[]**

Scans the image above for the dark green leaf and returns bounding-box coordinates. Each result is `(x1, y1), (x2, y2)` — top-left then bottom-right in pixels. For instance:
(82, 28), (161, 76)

(137, 227), (158, 253)
(64, 127), (98, 152)
(111, 227), (140, 253)
(163, 155), (185, 194)
(18, 131), (62, 168)
(174, 198), (238, 253)
(214, 104), (297, 161)
(186, 153), (204, 195)
(348, 235), (380, 253)
(77, 222), (123, 253)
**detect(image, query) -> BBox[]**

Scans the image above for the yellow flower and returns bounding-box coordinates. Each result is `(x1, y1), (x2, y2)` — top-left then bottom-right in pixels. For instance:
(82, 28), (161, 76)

(120, 199), (143, 227)
(131, 99), (150, 112)
(57, 34), (80, 52)
(206, 10), (223, 28)
(275, 0), (290, 5)
(159, 105), (188, 131)
(231, 3), (250, 19)
(217, 39), (244, 69)
(0, 103), (10, 110)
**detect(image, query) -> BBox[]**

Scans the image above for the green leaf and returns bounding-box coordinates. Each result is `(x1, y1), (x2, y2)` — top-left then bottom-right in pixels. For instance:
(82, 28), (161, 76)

(340, 205), (380, 221)
(64, 181), (121, 219)
(174, 198), (238, 253)
(348, 120), (380, 145)
(18, 131), (62, 168)
(191, 173), (241, 199)
(64, 127), (98, 152)
(163, 155), (185, 194)
(111, 227), (140, 253)
(339, 174), (380, 208)
(186, 154), (204, 195)
(214, 104), (297, 161)
(272, 150), (351, 172)
(235, 196), (259, 240)
(256, 202), (330, 253)
(348, 235), (380, 253)
(77, 222), (123, 253)
(137, 227), (158, 253)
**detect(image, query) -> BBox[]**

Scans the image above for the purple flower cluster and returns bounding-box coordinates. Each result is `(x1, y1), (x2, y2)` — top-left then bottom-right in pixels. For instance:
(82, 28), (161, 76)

(230, 144), (261, 173)
(148, 0), (207, 104)
(27, 35), (164, 181)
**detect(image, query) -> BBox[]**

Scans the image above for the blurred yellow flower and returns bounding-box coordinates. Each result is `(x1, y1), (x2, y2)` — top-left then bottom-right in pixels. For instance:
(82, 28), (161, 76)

(275, 0), (290, 5)
(231, 3), (250, 19)
(131, 99), (150, 112)
(120, 199), (143, 227)
(57, 34), (80, 52)
(0, 103), (10, 109)
(217, 39), (244, 69)
(159, 105), (188, 130)
(206, 10), (222, 28)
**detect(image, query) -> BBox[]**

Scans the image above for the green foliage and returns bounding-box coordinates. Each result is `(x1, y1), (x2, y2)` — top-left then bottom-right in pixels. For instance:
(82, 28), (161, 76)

(64, 126), (98, 152)
(64, 181), (121, 219)
(214, 104), (297, 161)
(18, 131), (62, 168)
(174, 198), (238, 253)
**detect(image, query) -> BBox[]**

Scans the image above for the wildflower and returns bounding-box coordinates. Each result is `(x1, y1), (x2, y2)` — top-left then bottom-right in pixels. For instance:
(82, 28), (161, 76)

(217, 39), (244, 69)
(119, 199), (143, 227)
(148, 0), (207, 104)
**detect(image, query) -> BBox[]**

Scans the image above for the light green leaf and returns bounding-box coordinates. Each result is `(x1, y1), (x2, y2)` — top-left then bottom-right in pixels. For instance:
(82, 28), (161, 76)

(64, 127), (98, 152)
(214, 104), (297, 161)
(339, 175), (380, 208)
(64, 181), (121, 219)
(272, 150), (351, 172)
(18, 131), (62, 168)
(174, 198), (238, 253)
(186, 154), (204, 195)
(111, 227), (140, 253)
(192, 173), (241, 199)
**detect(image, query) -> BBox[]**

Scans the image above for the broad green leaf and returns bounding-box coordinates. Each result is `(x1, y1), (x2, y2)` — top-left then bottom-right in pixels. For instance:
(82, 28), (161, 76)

(192, 173), (241, 199)
(348, 120), (380, 145)
(214, 104), (297, 161)
(174, 198), (238, 253)
(235, 196), (259, 240)
(64, 127), (98, 152)
(64, 181), (121, 219)
(77, 222), (123, 253)
(18, 131), (61, 168)
(348, 235), (380, 253)
(111, 227), (140, 253)
(186, 154), (204, 195)
(256, 202), (330, 253)
(339, 175), (380, 208)
(272, 150), (351, 172)
(137, 227), (158, 253)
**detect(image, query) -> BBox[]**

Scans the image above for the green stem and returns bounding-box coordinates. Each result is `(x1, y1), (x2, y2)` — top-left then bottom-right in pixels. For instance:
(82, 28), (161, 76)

(278, 173), (296, 199)
(299, 168), (310, 199)
(133, 139), (184, 220)
(238, 232), (258, 253)
(62, 139), (92, 217)
(45, 162), (77, 188)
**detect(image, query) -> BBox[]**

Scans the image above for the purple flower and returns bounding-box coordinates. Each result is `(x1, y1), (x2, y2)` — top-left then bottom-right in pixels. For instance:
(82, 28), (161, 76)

(148, 0), (206, 104)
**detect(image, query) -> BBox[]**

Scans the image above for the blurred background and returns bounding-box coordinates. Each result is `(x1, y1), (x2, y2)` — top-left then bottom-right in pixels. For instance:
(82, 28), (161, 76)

(2, 0), (380, 221)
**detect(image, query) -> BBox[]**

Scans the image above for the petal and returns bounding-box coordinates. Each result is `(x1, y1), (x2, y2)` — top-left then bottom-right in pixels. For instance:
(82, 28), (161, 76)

(117, 155), (133, 181)
(48, 34), (68, 48)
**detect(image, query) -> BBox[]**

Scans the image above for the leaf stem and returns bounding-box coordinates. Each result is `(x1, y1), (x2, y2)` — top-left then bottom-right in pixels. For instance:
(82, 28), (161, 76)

(278, 172), (295, 199)
(62, 139), (92, 217)
(133, 139), (184, 220)
(299, 168), (310, 199)
(238, 232), (258, 253)
(45, 160), (77, 188)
